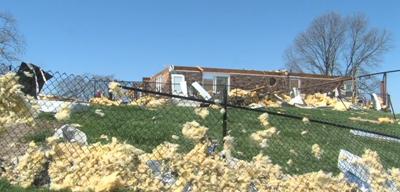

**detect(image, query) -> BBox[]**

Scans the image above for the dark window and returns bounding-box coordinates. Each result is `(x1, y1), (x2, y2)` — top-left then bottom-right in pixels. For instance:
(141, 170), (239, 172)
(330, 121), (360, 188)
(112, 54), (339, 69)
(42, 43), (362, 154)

(269, 77), (277, 87)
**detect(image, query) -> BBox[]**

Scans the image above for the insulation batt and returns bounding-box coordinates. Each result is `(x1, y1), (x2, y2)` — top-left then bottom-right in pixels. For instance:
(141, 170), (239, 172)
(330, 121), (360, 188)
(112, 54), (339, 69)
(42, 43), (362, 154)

(0, 73), (38, 132)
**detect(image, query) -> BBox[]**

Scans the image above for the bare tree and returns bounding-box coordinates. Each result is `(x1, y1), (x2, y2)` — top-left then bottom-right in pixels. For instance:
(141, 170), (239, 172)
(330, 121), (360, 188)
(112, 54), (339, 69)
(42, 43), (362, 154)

(285, 12), (392, 78)
(343, 14), (391, 77)
(284, 12), (346, 76)
(0, 12), (24, 64)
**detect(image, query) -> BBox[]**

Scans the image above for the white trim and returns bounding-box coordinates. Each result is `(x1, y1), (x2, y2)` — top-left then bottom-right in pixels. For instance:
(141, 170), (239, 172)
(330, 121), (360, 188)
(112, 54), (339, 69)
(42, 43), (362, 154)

(171, 74), (185, 95)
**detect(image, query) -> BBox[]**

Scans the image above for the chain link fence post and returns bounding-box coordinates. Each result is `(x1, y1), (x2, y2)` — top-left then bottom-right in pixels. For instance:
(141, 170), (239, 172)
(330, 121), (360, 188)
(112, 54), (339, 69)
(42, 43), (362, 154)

(222, 85), (228, 140)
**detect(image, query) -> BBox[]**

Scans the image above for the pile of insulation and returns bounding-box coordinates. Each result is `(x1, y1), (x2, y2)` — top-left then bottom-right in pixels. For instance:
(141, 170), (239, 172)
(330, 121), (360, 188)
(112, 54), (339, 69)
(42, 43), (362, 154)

(228, 88), (259, 105)
(304, 93), (351, 111)
(130, 96), (168, 108)
(2, 115), (399, 191)
(0, 72), (39, 132)
(89, 97), (121, 106)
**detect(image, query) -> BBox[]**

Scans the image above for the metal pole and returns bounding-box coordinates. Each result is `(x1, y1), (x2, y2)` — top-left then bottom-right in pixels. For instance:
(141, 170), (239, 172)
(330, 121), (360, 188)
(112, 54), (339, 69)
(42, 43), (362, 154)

(222, 86), (228, 140)
(383, 73), (388, 106)
(388, 94), (396, 120)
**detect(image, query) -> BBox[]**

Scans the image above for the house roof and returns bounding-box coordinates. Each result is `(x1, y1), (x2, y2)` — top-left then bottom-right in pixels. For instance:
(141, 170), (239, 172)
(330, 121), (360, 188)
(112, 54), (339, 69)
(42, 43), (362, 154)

(170, 65), (347, 79)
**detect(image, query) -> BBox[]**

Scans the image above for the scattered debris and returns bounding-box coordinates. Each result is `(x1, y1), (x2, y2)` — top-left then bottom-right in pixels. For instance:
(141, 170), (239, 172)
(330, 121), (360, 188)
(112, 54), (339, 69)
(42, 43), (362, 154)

(350, 130), (400, 143)
(194, 107), (209, 119)
(171, 135), (179, 140)
(378, 117), (395, 124)
(53, 124), (88, 145)
(258, 113), (269, 127)
(54, 103), (71, 121)
(349, 116), (395, 124)
(250, 127), (277, 148)
(108, 82), (123, 97)
(287, 159), (293, 166)
(229, 88), (258, 105)
(311, 144), (323, 160)
(338, 149), (398, 192)
(181, 121), (208, 141)
(131, 96), (168, 108)
(371, 93), (382, 111)
(302, 117), (310, 123)
(90, 96), (121, 106)
(0, 72), (38, 133)
(191, 82), (212, 101)
(301, 130), (308, 135)
(94, 109), (105, 117)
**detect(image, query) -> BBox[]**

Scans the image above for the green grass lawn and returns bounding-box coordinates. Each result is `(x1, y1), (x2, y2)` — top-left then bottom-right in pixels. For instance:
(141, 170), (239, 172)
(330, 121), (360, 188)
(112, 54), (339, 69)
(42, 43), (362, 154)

(5, 104), (400, 191)
(29, 104), (400, 175)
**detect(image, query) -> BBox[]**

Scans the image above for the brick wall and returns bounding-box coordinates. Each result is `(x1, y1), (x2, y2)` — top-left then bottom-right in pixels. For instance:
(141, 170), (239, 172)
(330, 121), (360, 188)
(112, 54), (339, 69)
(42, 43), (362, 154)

(145, 69), (343, 96)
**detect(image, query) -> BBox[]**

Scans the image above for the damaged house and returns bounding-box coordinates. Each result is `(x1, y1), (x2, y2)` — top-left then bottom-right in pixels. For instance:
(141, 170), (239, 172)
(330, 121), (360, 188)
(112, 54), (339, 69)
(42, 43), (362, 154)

(142, 65), (352, 98)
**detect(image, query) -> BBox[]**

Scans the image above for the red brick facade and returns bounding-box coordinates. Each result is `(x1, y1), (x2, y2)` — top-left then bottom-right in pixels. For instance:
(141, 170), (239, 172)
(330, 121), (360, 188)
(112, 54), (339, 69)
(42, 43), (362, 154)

(144, 65), (349, 95)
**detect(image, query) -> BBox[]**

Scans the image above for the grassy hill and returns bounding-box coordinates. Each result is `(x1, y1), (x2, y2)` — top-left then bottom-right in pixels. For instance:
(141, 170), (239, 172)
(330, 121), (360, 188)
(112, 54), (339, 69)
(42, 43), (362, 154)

(28, 104), (400, 175)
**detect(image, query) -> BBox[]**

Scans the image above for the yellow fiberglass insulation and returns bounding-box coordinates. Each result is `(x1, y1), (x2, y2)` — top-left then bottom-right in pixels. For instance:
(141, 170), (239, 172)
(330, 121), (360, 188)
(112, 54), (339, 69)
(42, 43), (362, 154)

(0, 72), (39, 132)
(304, 93), (351, 111)
(311, 144), (323, 160)
(228, 88), (258, 105)
(89, 96), (121, 106)
(377, 117), (395, 124)
(194, 107), (209, 119)
(49, 137), (144, 192)
(54, 103), (71, 121)
(251, 113), (277, 148)
(181, 121), (208, 141)
(130, 96), (167, 108)
(2, 141), (47, 188)
(3, 132), (400, 191)
(108, 82), (123, 97)
(258, 113), (269, 127)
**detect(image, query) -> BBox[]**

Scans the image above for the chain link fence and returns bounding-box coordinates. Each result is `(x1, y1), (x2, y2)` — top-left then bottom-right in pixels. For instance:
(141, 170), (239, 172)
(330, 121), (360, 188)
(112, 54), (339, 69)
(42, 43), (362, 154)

(0, 63), (399, 191)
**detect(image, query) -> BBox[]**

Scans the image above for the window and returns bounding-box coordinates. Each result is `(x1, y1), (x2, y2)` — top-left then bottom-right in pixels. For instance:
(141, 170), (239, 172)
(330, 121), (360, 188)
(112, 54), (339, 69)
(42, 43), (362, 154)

(202, 73), (230, 94)
(156, 76), (163, 92)
(269, 77), (277, 87)
(290, 78), (301, 89)
(171, 74), (185, 96)
(343, 80), (353, 96)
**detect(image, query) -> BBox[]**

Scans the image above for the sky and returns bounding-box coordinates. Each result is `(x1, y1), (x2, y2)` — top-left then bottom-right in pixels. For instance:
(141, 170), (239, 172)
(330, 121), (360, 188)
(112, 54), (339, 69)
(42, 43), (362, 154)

(1, 0), (400, 111)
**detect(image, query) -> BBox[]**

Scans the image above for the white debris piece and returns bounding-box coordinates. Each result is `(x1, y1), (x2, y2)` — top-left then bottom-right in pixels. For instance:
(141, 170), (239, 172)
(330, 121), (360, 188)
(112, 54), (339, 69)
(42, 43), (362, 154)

(371, 93), (382, 111)
(192, 82), (212, 101)
(53, 124), (88, 145)
(350, 130), (400, 143)
(338, 149), (398, 192)
(180, 81), (188, 97)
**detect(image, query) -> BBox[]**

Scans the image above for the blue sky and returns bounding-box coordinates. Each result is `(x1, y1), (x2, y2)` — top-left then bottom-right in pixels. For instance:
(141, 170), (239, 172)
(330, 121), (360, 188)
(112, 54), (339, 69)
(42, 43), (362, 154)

(1, 0), (400, 111)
